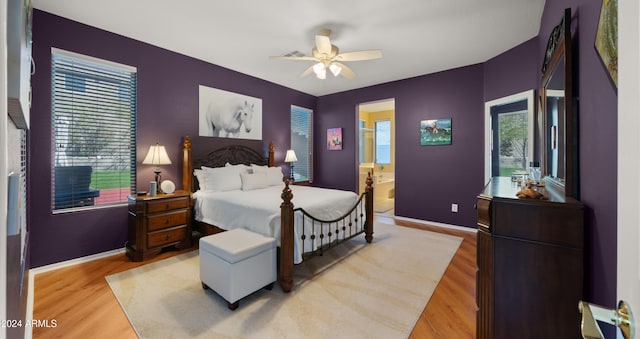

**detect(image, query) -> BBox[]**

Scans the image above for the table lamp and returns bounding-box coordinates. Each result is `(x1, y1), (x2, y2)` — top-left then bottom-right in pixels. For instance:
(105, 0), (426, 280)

(142, 143), (172, 193)
(284, 149), (298, 181)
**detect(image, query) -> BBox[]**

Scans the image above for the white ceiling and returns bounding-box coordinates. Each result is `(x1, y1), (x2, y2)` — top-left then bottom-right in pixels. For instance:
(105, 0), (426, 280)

(32, 0), (546, 97)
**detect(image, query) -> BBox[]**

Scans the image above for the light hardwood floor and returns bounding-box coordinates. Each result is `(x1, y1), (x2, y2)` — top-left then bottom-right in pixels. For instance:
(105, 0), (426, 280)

(32, 216), (477, 338)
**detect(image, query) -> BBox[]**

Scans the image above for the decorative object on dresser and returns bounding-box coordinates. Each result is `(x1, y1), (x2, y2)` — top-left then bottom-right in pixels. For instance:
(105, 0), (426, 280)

(181, 135), (374, 293)
(126, 191), (192, 262)
(284, 149), (297, 180)
(476, 177), (584, 338)
(142, 143), (172, 194)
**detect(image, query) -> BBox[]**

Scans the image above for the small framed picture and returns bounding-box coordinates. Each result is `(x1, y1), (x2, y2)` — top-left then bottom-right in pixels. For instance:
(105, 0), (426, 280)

(327, 128), (343, 150)
(420, 118), (452, 146)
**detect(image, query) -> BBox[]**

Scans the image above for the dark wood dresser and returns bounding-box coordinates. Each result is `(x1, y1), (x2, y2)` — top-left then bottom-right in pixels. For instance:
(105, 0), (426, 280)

(127, 190), (192, 261)
(476, 177), (584, 338)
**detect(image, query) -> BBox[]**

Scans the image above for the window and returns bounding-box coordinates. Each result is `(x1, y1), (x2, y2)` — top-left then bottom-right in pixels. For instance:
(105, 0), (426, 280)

(375, 120), (391, 164)
(290, 105), (313, 182)
(51, 49), (137, 211)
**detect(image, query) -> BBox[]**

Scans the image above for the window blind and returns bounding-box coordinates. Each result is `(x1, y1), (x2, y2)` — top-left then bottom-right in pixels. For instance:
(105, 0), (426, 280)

(51, 49), (137, 211)
(290, 105), (313, 182)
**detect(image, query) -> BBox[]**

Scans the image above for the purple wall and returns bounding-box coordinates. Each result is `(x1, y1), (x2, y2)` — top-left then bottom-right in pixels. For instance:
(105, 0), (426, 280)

(537, 0), (618, 312)
(316, 66), (485, 227)
(29, 10), (315, 267)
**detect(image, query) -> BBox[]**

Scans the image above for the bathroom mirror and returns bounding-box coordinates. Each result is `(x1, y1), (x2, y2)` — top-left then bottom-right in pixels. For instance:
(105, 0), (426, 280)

(541, 8), (578, 198)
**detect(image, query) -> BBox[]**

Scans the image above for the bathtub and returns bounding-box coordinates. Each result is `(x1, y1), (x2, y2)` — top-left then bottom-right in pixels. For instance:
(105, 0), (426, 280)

(373, 173), (395, 200)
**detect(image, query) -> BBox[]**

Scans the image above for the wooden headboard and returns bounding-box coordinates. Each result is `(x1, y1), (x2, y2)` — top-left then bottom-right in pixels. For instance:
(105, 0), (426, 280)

(182, 136), (275, 192)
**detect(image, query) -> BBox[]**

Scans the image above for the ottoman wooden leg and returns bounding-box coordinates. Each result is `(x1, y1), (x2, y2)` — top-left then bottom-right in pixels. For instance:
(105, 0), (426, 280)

(228, 301), (239, 311)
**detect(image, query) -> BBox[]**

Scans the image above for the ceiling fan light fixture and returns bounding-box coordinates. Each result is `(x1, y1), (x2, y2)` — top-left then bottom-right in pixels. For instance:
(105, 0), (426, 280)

(313, 62), (326, 79)
(329, 63), (342, 77)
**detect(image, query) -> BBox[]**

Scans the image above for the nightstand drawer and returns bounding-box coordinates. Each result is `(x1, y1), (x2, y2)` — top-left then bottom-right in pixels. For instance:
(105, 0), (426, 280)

(146, 197), (189, 214)
(147, 210), (188, 231)
(147, 226), (187, 248)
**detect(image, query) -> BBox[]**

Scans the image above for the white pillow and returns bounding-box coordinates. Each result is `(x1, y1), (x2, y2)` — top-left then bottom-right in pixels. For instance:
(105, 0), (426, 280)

(265, 166), (285, 186)
(240, 171), (269, 191)
(250, 164), (268, 172)
(251, 165), (284, 186)
(193, 169), (207, 190)
(201, 166), (243, 192)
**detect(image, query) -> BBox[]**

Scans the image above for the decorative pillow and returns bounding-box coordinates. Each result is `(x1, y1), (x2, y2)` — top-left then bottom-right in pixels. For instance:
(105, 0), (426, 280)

(240, 171), (269, 191)
(201, 166), (243, 192)
(251, 165), (283, 186)
(265, 166), (285, 186)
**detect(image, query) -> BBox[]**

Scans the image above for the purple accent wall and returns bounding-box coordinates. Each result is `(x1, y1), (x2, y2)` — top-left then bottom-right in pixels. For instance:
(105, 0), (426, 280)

(484, 38), (539, 102)
(537, 0), (618, 313)
(29, 10), (315, 267)
(316, 66), (485, 227)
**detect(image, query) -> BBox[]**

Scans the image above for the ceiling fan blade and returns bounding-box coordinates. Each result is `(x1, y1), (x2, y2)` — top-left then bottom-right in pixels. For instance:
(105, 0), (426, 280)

(315, 34), (333, 56)
(270, 55), (318, 61)
(335, 50), (383, 61)
(333, 62), (356, 79)
(299, 65), (315, 78)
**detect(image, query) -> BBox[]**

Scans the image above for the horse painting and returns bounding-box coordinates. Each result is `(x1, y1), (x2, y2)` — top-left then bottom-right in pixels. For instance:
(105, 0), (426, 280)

(199, 85), (262, 140)
(204, 99), (254, 138)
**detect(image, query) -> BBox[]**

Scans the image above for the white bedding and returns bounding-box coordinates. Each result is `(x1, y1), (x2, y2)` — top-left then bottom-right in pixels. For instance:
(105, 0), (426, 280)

(193, 184), (361, 263)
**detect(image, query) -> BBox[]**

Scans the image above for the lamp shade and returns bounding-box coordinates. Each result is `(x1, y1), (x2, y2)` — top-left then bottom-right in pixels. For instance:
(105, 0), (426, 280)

(142, 144), (172, 165)
(284, 149), (298, 163)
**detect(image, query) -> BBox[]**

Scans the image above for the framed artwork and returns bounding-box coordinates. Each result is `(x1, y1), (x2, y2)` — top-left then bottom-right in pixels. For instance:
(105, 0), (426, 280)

(198, 85), (263, 140)
(420, 118), (452, 145)
(595, 0), (617, 87)
(327, 127), (343, 150)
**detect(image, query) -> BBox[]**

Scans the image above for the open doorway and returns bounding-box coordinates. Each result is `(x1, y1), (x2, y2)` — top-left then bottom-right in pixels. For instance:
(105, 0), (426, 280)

(357, 99), (395, 215)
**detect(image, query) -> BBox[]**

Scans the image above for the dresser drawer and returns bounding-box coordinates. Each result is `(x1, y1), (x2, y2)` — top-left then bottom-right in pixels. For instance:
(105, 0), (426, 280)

(147, 210), (188, 231)
(146, 197), (189, 214)
(476, 197), (491, 231)
(147, 226), (187, 248)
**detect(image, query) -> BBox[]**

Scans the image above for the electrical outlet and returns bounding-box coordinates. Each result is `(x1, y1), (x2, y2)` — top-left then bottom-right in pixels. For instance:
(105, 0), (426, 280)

(451, 203), (458, 213)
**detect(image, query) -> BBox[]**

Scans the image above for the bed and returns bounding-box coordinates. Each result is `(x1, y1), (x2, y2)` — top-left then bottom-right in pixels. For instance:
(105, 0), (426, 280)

(181, 136), (374, 292)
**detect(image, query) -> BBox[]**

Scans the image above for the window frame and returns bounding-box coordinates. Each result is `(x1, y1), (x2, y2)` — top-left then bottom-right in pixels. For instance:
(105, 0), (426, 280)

(290, 105), (313, 183)
(50, 48), (137, 213)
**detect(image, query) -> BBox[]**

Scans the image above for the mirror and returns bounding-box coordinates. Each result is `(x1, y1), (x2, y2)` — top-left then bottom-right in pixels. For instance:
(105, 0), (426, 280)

(541, 8), (577, 198)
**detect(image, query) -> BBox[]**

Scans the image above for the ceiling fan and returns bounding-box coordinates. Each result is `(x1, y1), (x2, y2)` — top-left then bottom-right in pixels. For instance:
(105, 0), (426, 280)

(271, 29), (382, 80)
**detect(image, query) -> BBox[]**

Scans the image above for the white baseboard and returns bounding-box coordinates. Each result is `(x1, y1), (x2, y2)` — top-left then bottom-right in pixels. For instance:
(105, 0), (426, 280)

(25, 248), (125, 339)
(394, 216), (477, 233)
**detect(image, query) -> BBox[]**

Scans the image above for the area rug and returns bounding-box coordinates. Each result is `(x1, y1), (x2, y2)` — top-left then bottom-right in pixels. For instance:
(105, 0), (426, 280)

(106, 222), (462, 338)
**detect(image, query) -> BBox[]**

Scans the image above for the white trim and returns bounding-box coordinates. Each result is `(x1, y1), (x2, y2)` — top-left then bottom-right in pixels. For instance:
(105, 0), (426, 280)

(25, 248), (126, 339)
(393, 216), (477, 233)
(1, 0), (9, 337)
(484, 89), (535, 184)
(51, 47), (137, 72)
(618, 0), (640, 334)
(29, 248), (125, 275)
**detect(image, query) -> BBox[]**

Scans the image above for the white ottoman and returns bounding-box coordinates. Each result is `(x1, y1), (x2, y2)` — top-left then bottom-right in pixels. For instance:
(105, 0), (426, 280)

(199, 228), (277, 310)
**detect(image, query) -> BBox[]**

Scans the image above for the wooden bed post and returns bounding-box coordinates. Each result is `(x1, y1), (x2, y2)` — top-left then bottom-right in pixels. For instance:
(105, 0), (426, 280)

(365, 172), (374, 243)
(279, 179), (294, 293)
(182, 136), (192, 192)
(268, 141), (275, 167)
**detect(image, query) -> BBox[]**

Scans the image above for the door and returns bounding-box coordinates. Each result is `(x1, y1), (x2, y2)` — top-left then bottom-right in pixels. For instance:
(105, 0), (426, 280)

(357, 99), (395, 214)
(617, 0), (640, 336)
(484, 90), (535, 184)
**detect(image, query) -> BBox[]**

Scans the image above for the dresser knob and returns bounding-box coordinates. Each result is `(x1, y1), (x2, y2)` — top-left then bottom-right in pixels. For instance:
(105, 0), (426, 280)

(165, 218), (170, 224)
(165, 234), (170, 240)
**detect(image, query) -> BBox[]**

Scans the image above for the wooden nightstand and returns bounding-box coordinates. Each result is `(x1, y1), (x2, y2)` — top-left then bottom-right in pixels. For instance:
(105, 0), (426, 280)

(126, 190), (192, 262)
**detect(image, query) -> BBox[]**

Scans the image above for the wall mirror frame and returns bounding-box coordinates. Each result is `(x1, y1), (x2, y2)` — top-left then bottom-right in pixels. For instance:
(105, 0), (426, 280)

(541, 8), (578, 198)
